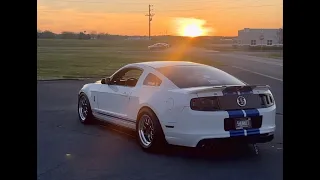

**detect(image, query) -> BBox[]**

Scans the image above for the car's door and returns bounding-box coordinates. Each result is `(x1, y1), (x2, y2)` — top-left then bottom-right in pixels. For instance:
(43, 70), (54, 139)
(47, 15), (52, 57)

(97, 67), (143, 120)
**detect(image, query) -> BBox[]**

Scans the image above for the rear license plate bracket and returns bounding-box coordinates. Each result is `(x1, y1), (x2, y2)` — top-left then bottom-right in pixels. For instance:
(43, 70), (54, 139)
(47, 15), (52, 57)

(235, 117), (252, 130)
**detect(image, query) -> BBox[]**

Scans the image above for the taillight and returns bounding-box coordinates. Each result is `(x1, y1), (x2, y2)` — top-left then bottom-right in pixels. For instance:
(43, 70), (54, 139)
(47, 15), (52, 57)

(190, 97), (220, 111)
(259, 94), (274, 107)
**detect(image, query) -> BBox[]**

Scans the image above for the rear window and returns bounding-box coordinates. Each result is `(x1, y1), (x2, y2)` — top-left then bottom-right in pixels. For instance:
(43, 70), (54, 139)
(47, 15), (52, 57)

(156, 65), (245, 88)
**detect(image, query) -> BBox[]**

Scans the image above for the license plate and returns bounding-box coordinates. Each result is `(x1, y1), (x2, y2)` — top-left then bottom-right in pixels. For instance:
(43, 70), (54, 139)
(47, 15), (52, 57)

(235, 117), (252, 129)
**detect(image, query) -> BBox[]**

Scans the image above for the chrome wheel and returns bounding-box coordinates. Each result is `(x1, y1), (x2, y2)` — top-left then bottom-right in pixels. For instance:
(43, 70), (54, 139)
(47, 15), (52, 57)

(78, 96), (89, 121)
(138, 114), (155, 147)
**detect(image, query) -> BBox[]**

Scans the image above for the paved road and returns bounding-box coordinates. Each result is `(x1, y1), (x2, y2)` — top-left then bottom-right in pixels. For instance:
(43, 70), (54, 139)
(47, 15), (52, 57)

(37, 56), (283, 180)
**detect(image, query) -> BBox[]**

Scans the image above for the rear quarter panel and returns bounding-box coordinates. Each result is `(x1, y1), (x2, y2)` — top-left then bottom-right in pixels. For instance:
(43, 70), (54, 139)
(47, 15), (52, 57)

(132, 86), (196, 125)
(131, 67), (196, 125)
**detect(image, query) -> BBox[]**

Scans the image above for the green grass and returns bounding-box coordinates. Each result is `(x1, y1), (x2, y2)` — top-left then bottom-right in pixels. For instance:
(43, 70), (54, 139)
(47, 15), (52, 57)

(37, 39), (223, 79)
(38, 39), (154, 50)
(268, 53), (283, 59)
(249, 52), (283, 59)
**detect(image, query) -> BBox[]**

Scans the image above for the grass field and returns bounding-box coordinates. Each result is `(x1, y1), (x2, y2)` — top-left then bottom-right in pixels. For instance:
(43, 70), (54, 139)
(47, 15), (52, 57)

(243, 52), (283, 59)
(252, 53), (283, 59)
(37, 39), (223, 79)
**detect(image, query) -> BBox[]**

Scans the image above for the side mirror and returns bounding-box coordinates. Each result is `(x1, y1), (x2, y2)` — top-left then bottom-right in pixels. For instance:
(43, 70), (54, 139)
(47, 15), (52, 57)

(105, 77), (111, 84)
(101, 77), (111, 84)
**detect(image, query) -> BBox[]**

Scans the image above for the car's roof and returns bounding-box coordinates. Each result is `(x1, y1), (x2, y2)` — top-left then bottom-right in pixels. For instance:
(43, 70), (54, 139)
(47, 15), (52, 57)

(132, 61), (202, 69)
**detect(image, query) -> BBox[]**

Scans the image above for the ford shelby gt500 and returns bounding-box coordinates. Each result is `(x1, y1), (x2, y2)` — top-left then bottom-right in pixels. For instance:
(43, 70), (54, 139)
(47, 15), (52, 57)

(78, 61), (276, 152)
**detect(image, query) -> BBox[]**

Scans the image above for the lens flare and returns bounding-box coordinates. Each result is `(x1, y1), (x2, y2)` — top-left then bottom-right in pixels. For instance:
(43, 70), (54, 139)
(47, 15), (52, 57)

(172, 17), (213, 37)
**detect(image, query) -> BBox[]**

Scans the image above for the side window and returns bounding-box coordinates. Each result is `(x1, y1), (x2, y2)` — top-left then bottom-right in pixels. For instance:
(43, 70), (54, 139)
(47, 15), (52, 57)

(111, 68), (143, 87)
(123, 69), (143, 79)
(143, 73), (162, 86)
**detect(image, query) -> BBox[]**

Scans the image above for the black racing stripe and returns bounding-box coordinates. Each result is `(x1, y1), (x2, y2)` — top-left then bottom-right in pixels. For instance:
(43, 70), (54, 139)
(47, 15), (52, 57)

(94, 110), (136, 123)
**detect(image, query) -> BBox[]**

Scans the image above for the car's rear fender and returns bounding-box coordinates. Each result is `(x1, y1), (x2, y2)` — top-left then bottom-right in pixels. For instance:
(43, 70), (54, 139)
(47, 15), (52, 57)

(134, 88), (195, 124)
(139, 91), (197, 125)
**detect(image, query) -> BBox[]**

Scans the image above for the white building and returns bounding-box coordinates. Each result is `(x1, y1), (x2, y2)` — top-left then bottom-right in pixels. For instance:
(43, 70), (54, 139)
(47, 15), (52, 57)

(235, 28), (283, 46)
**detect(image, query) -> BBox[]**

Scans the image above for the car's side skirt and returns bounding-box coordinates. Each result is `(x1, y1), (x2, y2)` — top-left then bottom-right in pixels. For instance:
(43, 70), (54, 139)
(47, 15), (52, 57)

(92, 109), (136, 130)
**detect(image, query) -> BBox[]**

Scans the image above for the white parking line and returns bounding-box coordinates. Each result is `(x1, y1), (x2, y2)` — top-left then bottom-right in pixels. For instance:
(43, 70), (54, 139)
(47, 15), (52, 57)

(232, 66), (283, 82)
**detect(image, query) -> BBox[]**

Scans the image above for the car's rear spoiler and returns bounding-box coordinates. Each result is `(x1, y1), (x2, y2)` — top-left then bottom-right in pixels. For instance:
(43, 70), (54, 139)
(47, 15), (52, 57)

(185, 84), (270, 94)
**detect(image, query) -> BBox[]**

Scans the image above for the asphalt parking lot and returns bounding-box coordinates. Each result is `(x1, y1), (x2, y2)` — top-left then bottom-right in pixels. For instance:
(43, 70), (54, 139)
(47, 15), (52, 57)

(37, 64), (283, 180)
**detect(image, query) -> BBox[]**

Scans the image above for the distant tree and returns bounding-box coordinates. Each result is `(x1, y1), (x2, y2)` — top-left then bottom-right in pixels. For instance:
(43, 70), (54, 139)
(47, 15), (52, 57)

(97, 33), (103, 39)
(90, 31), (97, 39)
(37, 29), (42, 38)
(78, 31), (91, 40)
(40, 30), (56, 39)
(60, 31), (77, 39)
(87, 33), (91, 39)
(97, 33), (110, 39)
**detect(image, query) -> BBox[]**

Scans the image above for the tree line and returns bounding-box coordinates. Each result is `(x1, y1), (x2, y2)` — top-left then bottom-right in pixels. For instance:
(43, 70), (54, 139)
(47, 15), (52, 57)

(37, 30), (126, 40)
(37, 30), (237, 42)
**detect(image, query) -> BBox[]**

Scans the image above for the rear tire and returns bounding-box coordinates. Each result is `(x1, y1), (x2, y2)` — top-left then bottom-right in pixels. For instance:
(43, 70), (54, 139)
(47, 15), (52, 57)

(136, 108), (167, 152)
(78, 93), (94, 124)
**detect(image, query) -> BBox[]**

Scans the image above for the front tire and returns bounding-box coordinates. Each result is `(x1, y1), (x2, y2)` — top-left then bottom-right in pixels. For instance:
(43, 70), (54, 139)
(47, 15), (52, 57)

(136, 108), (167, 152)
(78, 94), (94, 124)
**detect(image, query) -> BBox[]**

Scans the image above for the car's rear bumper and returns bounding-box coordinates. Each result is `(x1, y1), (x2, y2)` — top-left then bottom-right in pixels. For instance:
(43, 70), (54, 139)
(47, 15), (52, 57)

(196, 133), (274, 148)
(162, 106), (276, 147)
(164, 127), (275, 147)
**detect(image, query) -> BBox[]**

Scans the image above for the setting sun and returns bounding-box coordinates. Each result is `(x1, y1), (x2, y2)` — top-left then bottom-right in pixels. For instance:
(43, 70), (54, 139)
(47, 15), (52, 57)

(173, 17), (212, 37)
(182, 24), (203, 37)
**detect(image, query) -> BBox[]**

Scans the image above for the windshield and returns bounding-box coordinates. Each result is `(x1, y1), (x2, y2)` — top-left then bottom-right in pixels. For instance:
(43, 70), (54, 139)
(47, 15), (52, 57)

(156, 65), (245, 88)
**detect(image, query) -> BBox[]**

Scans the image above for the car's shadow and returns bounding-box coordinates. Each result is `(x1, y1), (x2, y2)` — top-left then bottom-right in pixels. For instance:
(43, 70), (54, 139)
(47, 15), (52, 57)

(161, 144), (258, 161)
(93, 120), (260, 161)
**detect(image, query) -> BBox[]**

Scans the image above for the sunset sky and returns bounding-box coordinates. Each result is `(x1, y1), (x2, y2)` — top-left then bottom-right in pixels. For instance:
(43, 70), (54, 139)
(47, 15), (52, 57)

(37, 0), (283, 36)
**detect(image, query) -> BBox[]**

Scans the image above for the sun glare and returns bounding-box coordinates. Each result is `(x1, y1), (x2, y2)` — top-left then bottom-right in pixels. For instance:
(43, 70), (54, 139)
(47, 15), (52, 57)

(182, 24), (203, 37)
(173, 17), (212, 37)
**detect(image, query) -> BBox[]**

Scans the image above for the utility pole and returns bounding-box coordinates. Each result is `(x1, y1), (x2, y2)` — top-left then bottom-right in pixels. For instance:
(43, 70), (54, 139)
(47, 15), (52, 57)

(145, 4), (154, 40)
